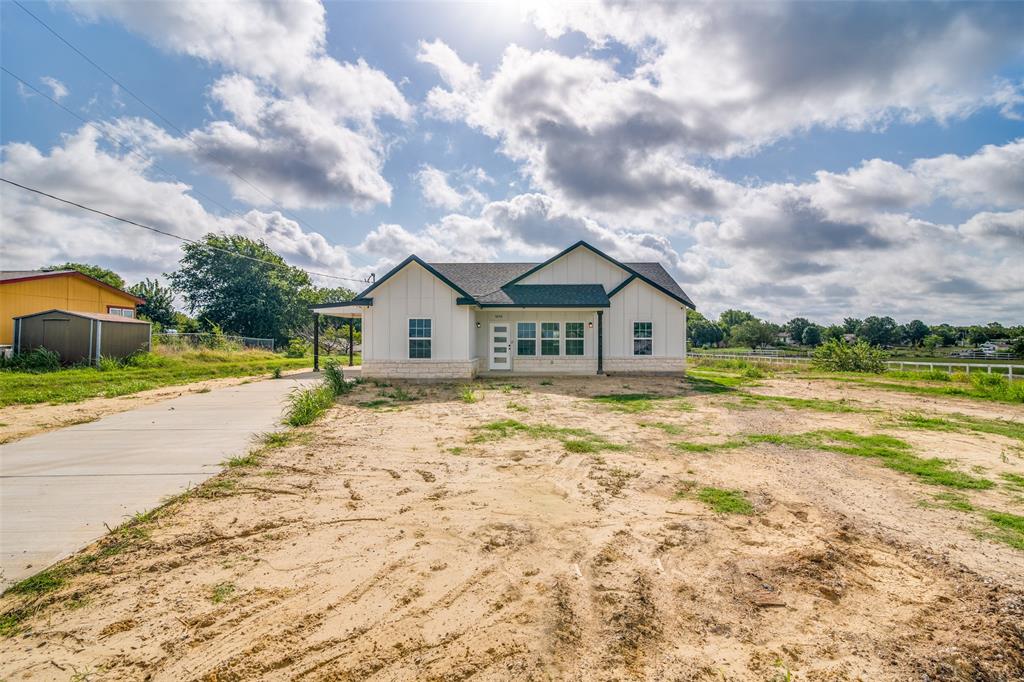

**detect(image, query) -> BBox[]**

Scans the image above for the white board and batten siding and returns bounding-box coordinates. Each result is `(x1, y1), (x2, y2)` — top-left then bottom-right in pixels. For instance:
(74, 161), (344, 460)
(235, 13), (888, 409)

(363, 261), (474, 362)
(608, 278), (686, 359)
(519, 248), (629, 291)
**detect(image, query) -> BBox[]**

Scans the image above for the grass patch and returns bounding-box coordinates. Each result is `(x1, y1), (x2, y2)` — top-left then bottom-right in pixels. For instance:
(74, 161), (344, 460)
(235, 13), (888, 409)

(1001, 473), (1024, 491)
(895, 412), (1024, 441)
(815, 370), (1024, 405)
(740, 393), (865, 413)
(639, 421), (686, 435)
(224, 452), (262, 468)
(470, 419), (625, 453)
(4, 567), (68, 597)
(383, 387), (416, 402)
(695, 487), (754, 514)
(984, 512), (1024, 550)
(357, 398), (393, 409)
(506, 401), (529, 412)
(284, 383), (336, 427)
(751, 430), (994, 490)
(458, 386), (478, 403)
(0, 348), (316, 407)
(926, 491), (976, 512)
(209, 582), (236, 603)
(672, 440), (746, 453)
(684, 375), (736, 394)
(592, 393), (659, 412)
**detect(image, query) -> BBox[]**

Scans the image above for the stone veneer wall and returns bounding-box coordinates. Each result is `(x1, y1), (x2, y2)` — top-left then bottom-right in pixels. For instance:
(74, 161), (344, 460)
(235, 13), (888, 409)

(603, 356), (686, 374)
(362, 359), (478, 380)
(509, 356), (597, 374)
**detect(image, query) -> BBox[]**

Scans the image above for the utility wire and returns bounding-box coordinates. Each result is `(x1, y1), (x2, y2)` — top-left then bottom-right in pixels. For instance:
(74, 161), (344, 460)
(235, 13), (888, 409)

(0, 178), (373, 285)
(11, 0), (376, 270)
(2, 66), (371, 285)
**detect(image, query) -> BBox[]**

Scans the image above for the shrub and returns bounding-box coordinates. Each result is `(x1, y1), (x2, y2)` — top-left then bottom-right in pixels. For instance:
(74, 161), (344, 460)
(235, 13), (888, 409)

(285, 338), (308, 358)
(323, 361), (351, 396)
(126, 351), (169, 369)
(812, 339), (886, 373)
(96, 356), (124, 372)
(0, 347), (62, 373)
(284, 384), (336, 427)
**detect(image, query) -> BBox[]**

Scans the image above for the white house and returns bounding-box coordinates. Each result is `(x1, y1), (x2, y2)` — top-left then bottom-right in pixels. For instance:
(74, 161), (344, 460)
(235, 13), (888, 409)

(311, 241), (695, 379)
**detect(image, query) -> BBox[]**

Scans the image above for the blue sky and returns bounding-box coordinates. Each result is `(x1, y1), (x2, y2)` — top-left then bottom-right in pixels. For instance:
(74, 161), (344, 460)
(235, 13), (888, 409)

(1, 1), (1022, 323)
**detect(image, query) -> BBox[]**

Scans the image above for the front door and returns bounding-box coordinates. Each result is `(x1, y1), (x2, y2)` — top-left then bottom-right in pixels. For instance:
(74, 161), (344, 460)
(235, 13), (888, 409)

(489, 323), (511, 370)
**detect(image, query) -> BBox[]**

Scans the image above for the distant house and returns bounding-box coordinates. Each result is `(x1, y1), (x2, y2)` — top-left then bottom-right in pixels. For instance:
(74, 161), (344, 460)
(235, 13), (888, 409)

(0, 270), (144, 346)
(776, 332), (797, 345)
(312, 241), (695, 379)
(842, 333), (858, 343)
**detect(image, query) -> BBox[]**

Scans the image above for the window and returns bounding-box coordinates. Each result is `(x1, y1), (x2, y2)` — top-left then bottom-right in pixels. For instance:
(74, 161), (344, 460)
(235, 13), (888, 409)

(408, 318), (432, 359)
(516, 322), (536, 356)
(565, 322), (584, 356)
(107, 306), (135, 318)
(541, 322), (560, 355)
(633, 321), (653, 355)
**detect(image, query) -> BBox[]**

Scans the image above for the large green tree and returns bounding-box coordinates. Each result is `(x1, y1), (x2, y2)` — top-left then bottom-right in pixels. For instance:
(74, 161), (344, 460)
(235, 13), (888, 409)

(730, 319), (776, 349)
(687, 309), (725, 347)
(784, 317), (812, 344)
(43, 262), (126, 289)
(718, 309), (756, 331)
(903, 319), (930, 346)
(857, 316), (898, 346)
(168, 234), (313, 344)
(129, 278), (177, 327)
(801, 324), (822, 346)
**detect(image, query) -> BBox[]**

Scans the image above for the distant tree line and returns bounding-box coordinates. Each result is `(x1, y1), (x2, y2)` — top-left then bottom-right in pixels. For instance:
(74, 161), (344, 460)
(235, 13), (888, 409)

(688, 308), (1024, 355)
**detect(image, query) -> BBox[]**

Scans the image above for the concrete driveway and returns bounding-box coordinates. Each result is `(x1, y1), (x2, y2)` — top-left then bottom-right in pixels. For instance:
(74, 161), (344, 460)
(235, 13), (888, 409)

(0, 372), (319, 589)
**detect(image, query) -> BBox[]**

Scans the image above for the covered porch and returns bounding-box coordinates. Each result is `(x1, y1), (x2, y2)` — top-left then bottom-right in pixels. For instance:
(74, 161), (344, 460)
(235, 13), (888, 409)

(309, 302), (363, 375)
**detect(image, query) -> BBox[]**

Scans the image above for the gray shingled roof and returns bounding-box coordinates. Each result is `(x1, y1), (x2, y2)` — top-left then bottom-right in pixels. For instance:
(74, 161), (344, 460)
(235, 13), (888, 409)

(476, 284), (610, 306)
(429, 260), (694, 308)
(0, 270), (75, 282)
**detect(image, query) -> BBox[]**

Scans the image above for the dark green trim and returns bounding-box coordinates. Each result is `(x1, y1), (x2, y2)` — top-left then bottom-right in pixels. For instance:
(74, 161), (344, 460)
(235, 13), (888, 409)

(503, 241), (696, 310)
(606, 275), (637, 298)
(310, 298), (373, 310)
(355, 255), (477, 302)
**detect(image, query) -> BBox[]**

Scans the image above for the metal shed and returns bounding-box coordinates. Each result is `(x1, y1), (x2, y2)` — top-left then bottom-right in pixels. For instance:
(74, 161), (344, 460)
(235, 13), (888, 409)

(12, 309), (151, 364)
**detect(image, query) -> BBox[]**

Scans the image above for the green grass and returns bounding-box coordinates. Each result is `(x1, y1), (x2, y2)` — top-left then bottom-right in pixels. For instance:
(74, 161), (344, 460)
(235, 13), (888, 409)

(894, 412), (1024, 441)
(209, 582), (236, 603)
(506, 401), (529, 412)
(469, 419), (625, 453)
(224, 452), (262, 468)
(750, 430), (994, 490)
(592, 393), (662, 413)
(984, 512), (1024, 550)
(671, 440), (746, 453)
(1001, 473), (1024, 491)
(684, 374), (738, 394)
(0, 349), (314, 407)
(924, 491), (976, 512)
(357, 398), (393, 409)
(284, 383), (336, 427)
(739, 393), (865, 413)
(638, 421), (686, 435)
(694, 487), (754, 514)
(4, 567), (68, 596)
(458, 386), (478, 403)
(814, 370), (1024, 404)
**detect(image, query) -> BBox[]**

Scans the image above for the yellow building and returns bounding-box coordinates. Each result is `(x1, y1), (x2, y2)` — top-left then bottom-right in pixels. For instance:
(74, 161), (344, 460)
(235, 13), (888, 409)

(0, 270), (144, 345)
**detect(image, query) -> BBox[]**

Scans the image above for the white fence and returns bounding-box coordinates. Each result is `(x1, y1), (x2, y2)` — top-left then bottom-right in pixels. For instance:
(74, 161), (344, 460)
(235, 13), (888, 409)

(687, 352), (1022, 381)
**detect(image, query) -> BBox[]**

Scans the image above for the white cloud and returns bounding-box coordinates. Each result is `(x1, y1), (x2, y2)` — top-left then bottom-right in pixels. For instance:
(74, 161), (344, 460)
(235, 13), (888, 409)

(40, 76), (69, 102)
(414, 164), (488, 210)
(913, 139), (1024, 208)
(0, 126), (369, 284)
(72, 0), (411, 210)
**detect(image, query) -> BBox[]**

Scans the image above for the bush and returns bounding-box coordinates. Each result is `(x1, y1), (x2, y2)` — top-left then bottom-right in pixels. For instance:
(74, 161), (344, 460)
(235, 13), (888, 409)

(0, 347), (61, 373)
(126, 352), (170, 369)
(812, 339), (886, 373)
(323, 361), (351, 396)
(285, 338), (308, 358)
(96, 356), (124, 372)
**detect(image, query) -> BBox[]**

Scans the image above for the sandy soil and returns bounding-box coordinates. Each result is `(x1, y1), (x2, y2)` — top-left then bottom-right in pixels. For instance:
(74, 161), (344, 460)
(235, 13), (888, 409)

(1, 375), (1022, 681)
(0, 370), (311, 445)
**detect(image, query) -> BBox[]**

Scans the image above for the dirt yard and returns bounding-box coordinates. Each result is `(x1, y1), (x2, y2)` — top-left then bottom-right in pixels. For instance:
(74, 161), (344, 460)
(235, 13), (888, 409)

(2, 372), (1022, 681)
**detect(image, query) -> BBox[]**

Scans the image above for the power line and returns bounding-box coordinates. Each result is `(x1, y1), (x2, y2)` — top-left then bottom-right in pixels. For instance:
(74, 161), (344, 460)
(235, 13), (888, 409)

(11, 0), (376, 270)
(0, 177), (373, 285)
(1, 65), (371, 284)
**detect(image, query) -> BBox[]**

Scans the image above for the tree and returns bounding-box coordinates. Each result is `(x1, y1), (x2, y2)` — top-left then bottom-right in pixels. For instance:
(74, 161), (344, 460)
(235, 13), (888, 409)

(801, 324), (822, 346)
(784, 317), (812, 344)
(168, 233), (313, 344)
(967, 326), (989, 345)
(129, 278), (177, 327)
(719, 309), (756, 331)
(43, 262), (126, 289)
(903, 319), (929, 346)
(857, 316), (897, 346)
(1011, 336), (1024, 358)
(823, 324), (846, 342)
(842, 317), (862, 334)
(730, 319), (775, 349)
(922, 334), (942, 353)
(687, 309), (725, 348)
(929, 324), (957, 347)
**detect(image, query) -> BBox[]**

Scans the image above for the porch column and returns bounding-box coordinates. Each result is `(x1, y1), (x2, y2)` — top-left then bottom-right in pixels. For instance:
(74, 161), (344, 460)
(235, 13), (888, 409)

(597, 310), (604, 375)
(313, 312), (320, 372)
(348, 319), (354, 366)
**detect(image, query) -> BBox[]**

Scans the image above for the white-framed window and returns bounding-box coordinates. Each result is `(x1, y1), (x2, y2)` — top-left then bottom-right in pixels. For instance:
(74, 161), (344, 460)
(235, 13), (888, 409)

(633, 321), (653, 355)
(107, 306), (135, 318)
(565, 322), (584, 356)
(408, 318), (432, 359)
(516, 322), (536, 356)
(541, 322), (560, 356)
